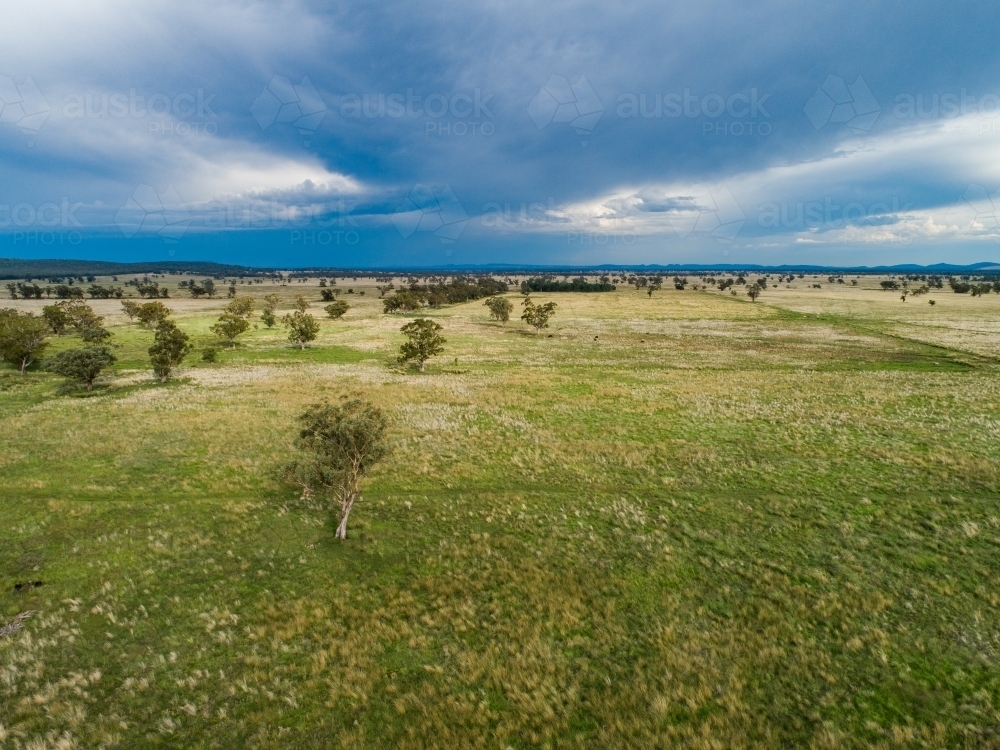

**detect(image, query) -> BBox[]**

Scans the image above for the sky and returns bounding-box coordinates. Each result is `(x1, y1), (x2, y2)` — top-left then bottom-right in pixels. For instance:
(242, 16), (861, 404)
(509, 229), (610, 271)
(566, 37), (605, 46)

(1, 0), (999, 269)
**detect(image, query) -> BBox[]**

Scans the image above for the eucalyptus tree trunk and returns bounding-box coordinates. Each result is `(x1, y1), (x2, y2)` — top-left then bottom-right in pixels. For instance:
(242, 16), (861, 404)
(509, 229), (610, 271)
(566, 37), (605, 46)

(334, 466), (363, 539)
(335, 491), (358, 539)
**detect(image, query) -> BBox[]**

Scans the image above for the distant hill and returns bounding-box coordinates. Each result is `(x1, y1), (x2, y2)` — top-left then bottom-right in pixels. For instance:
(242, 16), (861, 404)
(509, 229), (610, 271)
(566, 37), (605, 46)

(0, 258), (269, 280)
(2, 257), (1000, 279)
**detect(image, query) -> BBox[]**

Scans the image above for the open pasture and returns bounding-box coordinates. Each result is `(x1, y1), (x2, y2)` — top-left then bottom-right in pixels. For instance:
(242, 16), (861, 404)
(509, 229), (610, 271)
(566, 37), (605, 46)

(2, 276), (1000, 748)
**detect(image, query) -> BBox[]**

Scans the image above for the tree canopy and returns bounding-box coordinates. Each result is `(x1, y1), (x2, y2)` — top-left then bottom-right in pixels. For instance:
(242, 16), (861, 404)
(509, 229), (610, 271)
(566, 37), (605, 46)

(210, 313), (250, 347)
(290, 398), (389, 540)
(484, 296), (513, 323)
(324, 301), (349, 319)
(399, 318), (445, 371)
(148, 320), (192, 382)
(521, 297), (557, 333)
(136, 301), (171, 328)
(0, 309), (49, 374)
(45, 346), (116, 391)
(283, 310), (320, 349)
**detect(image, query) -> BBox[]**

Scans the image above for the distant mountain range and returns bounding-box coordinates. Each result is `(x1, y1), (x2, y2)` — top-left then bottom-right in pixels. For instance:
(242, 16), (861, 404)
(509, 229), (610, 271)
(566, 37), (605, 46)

(3, 257), (1000, 279)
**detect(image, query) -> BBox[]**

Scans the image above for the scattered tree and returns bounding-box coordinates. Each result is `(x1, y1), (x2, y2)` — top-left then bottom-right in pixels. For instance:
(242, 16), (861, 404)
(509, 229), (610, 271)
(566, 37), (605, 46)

(283, 310), (320, 349)
(261, 308), (277, 328)
(211, 312), (250, 347)
(399, 318), (445, 371)
(80, 322), (112, 344)
(289, 398), (389, 540)
(42, 304), (72, 335)
(521, 296), (557, 333)
(62, 301), (107, 342)
(137, 301), (171, 328)
(210, 296), (255, 346)
(225, 296), (255, 318)
(0, 310), (49, 373)
(324, 301), (349, 319)
(121, 299), (141, 322)
(383, 290), (424, 313)
(135, 281), (164, 298)
(746, 283), (763, 302)
(42, 300), (105, 339)
(294, 295), (310, 312)
(45, 346), (115, 391)
(484, 296), (513, 323)
(148, 320), (192, 382)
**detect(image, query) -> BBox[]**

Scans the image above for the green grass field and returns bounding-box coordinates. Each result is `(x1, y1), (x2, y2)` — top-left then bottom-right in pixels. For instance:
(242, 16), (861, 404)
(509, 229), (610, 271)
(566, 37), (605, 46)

(2, 277), (1000, 748)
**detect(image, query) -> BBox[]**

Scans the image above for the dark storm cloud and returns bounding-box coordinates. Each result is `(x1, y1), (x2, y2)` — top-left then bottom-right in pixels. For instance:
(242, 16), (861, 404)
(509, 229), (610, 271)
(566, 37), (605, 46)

(0, 0), (999, 265)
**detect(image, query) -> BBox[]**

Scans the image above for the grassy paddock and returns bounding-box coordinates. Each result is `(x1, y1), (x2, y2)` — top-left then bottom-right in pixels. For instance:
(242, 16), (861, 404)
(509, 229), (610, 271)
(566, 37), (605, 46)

(2, 278), (1000, 748)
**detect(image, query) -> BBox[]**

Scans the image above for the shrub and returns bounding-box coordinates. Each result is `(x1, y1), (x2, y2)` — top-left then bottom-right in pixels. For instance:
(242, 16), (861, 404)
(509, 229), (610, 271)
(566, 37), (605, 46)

(949, 279), (971, 294)
(325, 301), (349, 319)
(45, 346), (115, 391)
